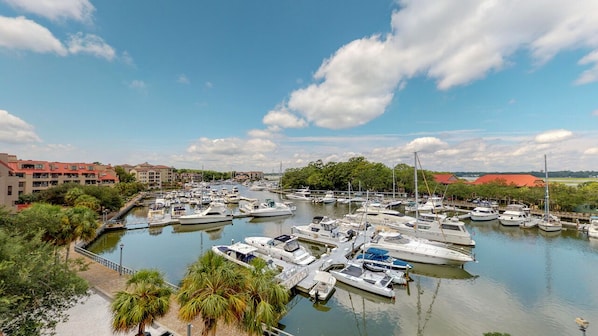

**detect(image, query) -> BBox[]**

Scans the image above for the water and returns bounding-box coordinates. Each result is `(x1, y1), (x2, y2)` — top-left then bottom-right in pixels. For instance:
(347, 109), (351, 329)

(87, 186), (598, 336)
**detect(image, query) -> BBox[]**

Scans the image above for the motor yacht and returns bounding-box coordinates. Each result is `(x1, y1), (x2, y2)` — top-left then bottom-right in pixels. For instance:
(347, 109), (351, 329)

(178, 202), (233, 225)
(244, 234), (316, 266)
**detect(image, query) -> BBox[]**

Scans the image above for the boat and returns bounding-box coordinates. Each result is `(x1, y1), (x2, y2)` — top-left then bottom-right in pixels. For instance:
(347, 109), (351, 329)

(353, 247), (413, 271)
(286, 187), (312, 201)
(224, 193), (240, 204)
(469, 204), (499, 221)
(384, 212), (475, 246)
(588, 216), (598, 239)
(178, 202), (233, 225)
(292, 216), (357, 241)
(244, 234), (316, 266)
(242, 198), (295, 217)
(170, 204), (187, 219)
(147, 207), (170, 227)
(364, 231), (475, 266)
(308, 271), (336, 301)
(320, 191), (336, 204)
(537, 155), (562, 232)
(404, 196), (445, 213)
(499, 204), (531, 226)
(329, 262), (396, 298)
(354, 202), (416, 226)
(212, 242), (264, 269)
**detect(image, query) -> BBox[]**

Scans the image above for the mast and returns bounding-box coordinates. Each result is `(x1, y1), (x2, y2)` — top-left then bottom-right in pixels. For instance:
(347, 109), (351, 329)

(544, 154), (549, 218)
(414, 152), (419, 219)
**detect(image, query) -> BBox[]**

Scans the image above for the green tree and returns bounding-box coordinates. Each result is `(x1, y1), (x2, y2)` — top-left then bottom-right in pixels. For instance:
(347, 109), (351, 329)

(177, 250), (247, 336)
(59, 206), (99, 262)
(73, 194), (101, 212)
(0, 229), (89, 336)
(111, 269), (173, 336)
(64, 187), (84, 206)
(115, 166), (136, 183)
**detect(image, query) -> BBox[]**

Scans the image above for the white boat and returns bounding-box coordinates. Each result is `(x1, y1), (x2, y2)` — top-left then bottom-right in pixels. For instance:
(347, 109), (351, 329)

(147, 207), (170, 227)
(286, 187), (312, 201)
(538, 155), (562, 233)
(329, 263), (395, 298)
(292, 216), (356, 241)
(499, 204), (531, 226)
(224, 193), (240, 204)
(353, 247), (413, 271)
(178, 202), (233, 225)
(365, 231), (475, 266)
(404, 196), (445, 213)
(588, 216), (598, 239)
(386, 212), (475, 246)
(470, 205), (499, 221)
(170, 204), (187, 219)
(354, 203), (416, 226)
(243, 199), (295, 217)
(319, 191), (336, 204)
(212, 242), (263, 269)
(244, 234), (316, 266)
(308, 271), (336, 301)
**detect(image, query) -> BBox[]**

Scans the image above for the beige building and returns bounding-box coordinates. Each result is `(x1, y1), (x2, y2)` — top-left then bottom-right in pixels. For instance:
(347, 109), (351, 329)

(126, 162), (175, 189)
(0, 153), (119, 212)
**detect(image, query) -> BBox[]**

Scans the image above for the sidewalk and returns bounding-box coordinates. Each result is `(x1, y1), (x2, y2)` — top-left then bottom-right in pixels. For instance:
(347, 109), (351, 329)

(63, 244), (244, 336)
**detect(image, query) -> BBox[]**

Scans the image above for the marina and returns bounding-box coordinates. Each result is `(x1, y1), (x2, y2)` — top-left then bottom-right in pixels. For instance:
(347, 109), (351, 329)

(86, 185), (598, 336)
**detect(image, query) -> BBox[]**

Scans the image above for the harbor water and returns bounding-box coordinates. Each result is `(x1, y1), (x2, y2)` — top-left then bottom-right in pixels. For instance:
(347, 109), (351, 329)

(87, 186), (598, 336)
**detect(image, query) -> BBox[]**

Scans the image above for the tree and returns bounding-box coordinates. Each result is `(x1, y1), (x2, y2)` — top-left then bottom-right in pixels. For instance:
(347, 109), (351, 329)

(111, 269), (173, 336)
(115, 166), (136, 183)
(177, 250), (247, 336)
(59, 206), (99, 262)
(0, 229), (89, 336)
(64, 187), (84, 206)
(241, 259), (289, 336)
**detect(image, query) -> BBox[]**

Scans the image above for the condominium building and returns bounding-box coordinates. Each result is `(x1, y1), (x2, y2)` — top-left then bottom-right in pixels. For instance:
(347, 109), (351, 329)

(124, 162), (175, 189)
(0, 153), (119, 212)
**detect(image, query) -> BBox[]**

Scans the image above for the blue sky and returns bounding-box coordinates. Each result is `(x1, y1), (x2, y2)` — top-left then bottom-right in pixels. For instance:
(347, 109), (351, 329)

(1, 0), (597, 173)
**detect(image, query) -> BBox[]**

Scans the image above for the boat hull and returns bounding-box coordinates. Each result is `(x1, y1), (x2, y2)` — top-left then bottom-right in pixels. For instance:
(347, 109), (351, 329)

(179, 215), (233, 225)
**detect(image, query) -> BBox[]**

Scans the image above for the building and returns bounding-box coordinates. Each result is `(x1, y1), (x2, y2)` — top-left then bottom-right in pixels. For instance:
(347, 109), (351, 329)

(471, 174), (544, 187)
(433, 173), (460, 184)
(127, 162), (175, 189)
(0, 153), (119, 212)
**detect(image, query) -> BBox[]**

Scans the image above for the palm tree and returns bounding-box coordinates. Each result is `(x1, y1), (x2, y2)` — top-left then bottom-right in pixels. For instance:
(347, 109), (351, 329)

(240, 258), (289, 336)
(60, 206), (99, 262)
(177, 250), (247, 336)
(111, 269), (172, 336)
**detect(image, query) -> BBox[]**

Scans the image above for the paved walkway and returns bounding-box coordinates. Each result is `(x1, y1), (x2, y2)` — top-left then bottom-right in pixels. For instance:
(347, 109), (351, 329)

(59, 244), (245, 336)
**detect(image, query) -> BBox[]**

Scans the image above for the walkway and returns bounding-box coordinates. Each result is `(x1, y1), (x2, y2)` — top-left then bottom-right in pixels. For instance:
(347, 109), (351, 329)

(67, 243), (246, 336)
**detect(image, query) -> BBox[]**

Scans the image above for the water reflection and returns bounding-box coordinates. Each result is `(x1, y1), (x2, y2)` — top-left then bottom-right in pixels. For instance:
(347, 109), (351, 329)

(85, 186), (598, 336)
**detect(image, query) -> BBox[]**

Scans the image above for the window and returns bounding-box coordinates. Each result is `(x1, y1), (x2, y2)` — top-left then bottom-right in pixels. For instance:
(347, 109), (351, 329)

(7, 186), (12, 196)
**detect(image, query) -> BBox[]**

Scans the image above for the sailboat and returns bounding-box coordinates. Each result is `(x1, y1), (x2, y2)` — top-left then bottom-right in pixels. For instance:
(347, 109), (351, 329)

(537, 154), (562, 232)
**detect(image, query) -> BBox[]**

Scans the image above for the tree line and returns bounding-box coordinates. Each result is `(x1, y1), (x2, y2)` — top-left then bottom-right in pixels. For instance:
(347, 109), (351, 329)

(282, 157), (598, 213)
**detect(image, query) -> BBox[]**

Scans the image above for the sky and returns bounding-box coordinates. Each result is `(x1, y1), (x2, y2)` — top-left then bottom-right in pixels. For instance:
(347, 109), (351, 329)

(1, 0), (598, 173)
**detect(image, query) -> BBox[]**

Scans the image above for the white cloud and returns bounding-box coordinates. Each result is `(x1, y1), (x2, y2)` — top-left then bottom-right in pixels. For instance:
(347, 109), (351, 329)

(0, 109), (42, 144)
(575, 49), (598, 85)
(128, 80), (146, 90)
(121, 51), (135, 66)
(263, 107), (307, 129)
(269, 0), (598, 131)
(534, 129), (573, 143)
(0, 16), (67, 55)
(3, 0), (95, 22)
(177, 74), (190, 84)
(187, 137), (276, 156)
(67, 32), (115, 60)
(593, 110), (598, 116)
(205, 82), (213, 89)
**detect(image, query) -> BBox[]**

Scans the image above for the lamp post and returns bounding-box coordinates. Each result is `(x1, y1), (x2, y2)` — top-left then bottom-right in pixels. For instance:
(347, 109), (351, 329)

(187, 323), (192, 336)
(119, 243), (124, 276)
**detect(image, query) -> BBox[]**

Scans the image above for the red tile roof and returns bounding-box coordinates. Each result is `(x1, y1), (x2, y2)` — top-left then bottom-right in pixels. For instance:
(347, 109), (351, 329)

(433, 173), (459, 184)
(7, 160), (98, 174)
(472, 174), (544, 187)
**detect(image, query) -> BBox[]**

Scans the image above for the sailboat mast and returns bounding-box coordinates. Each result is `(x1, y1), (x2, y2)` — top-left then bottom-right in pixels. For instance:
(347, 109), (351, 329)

(414, 152), (419, 219)
(544, 154), (549, 218)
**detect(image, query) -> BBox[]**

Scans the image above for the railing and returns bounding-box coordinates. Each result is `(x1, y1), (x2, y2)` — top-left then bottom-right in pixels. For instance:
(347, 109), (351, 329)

(74, 244), (180, 291)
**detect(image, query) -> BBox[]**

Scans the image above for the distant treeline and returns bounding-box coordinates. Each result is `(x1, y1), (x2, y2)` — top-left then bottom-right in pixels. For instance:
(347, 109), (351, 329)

(454, 171), (598, 178)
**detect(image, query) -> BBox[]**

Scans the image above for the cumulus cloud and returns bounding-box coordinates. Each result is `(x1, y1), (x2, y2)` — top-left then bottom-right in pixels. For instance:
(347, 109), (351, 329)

(534, 129), (573, 143)
(268, 0), (598, 131)
(187, 137), (276, 156)
(0, 109), (42, 144)
(3, 0), (95, 22)
(0, 16), (67, 55)
(66, 32), (115, 60)
(263, 107), (307, 129)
